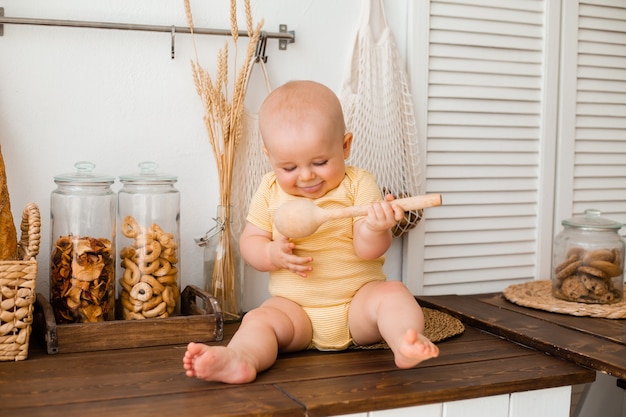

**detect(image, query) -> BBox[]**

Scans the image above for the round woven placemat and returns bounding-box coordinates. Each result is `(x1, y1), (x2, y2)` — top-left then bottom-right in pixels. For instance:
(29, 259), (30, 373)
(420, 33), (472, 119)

(503, 280), (626, 319)
(422, 307), (465, 343)
(351, 307), (465, 350)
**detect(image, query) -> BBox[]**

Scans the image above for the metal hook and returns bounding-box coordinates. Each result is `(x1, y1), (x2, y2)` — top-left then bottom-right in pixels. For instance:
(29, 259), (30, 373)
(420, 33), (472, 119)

(279, 24), (295, 50)
(170, 25), (175, 59)
(254, 31), (268, 63)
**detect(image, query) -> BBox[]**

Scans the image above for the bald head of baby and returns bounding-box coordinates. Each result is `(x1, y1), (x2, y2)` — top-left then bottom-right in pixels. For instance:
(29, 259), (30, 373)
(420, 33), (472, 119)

(259, 80), (347, 153)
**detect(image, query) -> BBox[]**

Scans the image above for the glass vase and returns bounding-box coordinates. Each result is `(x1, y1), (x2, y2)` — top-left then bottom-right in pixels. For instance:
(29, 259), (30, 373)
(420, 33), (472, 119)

(200, 205), (243, 322)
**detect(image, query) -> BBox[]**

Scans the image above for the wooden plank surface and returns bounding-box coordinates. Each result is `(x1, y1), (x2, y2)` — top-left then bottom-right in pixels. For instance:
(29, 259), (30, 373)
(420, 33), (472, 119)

(277, 354), (592, 417)
(8, 386), (304, 417)
(4, 329), (502, 409)
(476, 292), (626, 344)
(418, 294), (626, 379)
(0, 317), (595, 417)
(256, 327), (522, 385)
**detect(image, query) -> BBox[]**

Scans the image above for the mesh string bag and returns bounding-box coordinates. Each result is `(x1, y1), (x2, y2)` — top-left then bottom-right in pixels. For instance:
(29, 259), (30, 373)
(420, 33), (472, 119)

(340, 0), (422, 237)
(231, 59), (273, 235)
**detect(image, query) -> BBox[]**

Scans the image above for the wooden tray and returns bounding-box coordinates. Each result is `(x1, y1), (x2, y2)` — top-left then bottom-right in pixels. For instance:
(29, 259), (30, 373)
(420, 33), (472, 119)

(33, 285), (224, 354)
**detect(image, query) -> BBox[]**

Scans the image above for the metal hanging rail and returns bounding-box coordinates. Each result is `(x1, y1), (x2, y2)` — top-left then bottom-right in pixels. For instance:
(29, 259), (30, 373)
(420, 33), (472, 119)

(0, 8), (295, 60)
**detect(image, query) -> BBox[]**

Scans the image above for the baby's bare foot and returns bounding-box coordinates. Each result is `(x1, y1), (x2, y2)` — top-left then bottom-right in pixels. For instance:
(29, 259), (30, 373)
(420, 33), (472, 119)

(393, 329), (439, 369)
(183, 342), (257, 384)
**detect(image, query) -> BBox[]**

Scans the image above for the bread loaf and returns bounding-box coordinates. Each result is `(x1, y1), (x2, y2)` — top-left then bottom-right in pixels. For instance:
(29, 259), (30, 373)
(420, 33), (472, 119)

(0, 145), (18, 260)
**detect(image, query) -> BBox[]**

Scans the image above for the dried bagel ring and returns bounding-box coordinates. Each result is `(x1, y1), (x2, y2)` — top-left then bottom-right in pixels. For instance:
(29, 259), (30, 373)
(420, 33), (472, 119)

(157, 273), (177, 286)
(143, 301), (167, 318)
(160, 247), (178, 264)
(123, 310), (145, 320)
(141, 294), (163, 311)
(120, 246), (136, 260)
(153, 259), (171, 277)
(138, 259), (160, 275)
(121, 215), (141, 239)
(140, 274), (165, 294)
(122, 257), (141, 286)
(120, 290), (142, 313)
(157, 232), (178, 249)
(135, 234), (157, 249)
(134, 240), (162, 264)
(119, 277), (133, 294)
(149, 223), (164, 235)
(162, 285), (176, 308)
(139, 227), (158, 240)
(130, 281), (153, 302)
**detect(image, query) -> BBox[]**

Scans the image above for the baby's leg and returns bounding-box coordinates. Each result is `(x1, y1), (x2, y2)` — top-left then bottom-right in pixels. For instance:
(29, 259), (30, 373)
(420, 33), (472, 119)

(349, 281), (439, 368)
(183, 296), (312, 384)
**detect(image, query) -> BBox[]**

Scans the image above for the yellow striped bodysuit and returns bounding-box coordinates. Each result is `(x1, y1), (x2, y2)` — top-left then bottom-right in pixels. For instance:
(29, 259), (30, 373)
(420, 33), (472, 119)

(246, 166), (386, 350)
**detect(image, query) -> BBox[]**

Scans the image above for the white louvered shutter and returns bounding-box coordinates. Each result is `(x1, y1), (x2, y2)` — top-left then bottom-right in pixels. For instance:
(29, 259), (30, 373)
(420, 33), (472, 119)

(404, 0), (626, 295)
(405, 0), (561, 295)
(555, 0), (626, 236)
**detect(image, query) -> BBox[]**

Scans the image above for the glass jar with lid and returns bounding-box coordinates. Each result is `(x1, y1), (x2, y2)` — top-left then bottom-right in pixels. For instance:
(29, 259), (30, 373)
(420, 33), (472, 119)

(118, 162), (180, 319)
(49, 161), (116, 323)
(552, 209), (625, 304)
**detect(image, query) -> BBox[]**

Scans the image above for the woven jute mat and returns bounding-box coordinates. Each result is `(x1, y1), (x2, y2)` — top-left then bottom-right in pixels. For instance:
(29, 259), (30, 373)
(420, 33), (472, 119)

(422, 307), (465, 342)
(351, 307), (465, 350)
(503, 280), (626, 319)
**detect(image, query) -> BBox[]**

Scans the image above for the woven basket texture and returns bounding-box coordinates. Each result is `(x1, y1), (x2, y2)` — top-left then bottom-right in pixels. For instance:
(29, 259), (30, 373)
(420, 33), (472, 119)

(503, 280), (626, 319)
(0, 203), (40, 361)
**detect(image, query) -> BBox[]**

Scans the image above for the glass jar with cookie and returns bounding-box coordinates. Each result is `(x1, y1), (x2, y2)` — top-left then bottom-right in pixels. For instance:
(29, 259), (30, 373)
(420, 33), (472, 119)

(552, 209), (625, 304)
(118, 162), (180, 319)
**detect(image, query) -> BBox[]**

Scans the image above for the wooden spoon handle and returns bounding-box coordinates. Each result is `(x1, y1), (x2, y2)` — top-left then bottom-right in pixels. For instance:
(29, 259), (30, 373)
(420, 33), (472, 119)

(391, 193), (442, 211)
(325, 194), (442, 221)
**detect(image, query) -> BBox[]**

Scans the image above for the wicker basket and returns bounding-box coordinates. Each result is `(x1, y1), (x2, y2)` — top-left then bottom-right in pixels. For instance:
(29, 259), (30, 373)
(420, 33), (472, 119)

(0, 203), (41, 361)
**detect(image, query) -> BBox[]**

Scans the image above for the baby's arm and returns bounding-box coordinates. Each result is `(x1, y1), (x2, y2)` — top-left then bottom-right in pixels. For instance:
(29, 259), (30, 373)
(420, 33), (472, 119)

(352, 195), (404, 260)
(240, 222), (313, 277)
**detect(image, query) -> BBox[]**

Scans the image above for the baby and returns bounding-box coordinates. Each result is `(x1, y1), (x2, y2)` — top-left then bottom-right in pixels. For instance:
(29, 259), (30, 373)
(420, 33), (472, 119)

(183, 80), (439, 383)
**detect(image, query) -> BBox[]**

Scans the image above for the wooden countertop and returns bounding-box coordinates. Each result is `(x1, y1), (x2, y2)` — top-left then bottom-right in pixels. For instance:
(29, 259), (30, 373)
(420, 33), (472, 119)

(417, 292), (626, 380)
(0, 311), (594, 417)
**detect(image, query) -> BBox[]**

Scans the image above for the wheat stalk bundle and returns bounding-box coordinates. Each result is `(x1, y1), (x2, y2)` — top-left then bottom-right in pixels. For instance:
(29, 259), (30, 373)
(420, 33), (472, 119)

(184, 0), (263, 320)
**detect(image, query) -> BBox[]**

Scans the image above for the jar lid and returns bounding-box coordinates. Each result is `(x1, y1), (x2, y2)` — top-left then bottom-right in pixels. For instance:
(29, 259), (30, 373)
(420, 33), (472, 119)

(119, 161), (177, 183)
(54, 161), (115, 184)
(562, 209), (623, 230)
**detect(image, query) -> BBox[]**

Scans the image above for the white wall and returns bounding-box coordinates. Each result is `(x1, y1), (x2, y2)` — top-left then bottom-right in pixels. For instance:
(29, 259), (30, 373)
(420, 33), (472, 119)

(0, 0), (409, 310)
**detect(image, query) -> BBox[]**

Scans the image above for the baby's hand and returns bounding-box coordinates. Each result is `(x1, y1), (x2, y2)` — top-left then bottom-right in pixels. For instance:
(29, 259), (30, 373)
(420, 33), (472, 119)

(364, 195), (404, 233)
(269, 235), (313, 277)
